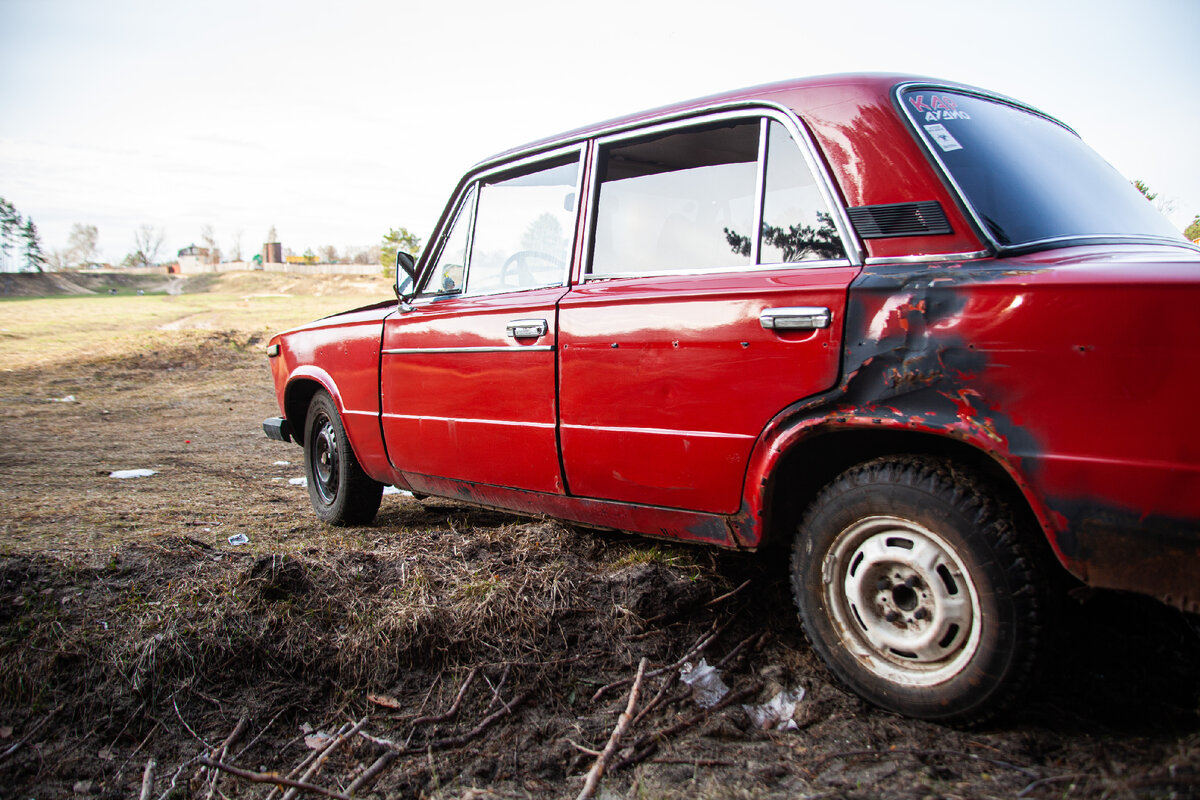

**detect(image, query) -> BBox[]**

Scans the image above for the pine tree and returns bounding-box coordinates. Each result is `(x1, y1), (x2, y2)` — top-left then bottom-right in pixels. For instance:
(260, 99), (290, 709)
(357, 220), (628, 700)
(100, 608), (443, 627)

(0, 198), (19, 272)
(22, 219), (47, 273)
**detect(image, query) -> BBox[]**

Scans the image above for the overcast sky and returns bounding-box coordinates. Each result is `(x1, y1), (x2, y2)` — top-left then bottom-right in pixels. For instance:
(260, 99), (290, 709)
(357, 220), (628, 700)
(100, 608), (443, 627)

(1, 0), (1197, 263)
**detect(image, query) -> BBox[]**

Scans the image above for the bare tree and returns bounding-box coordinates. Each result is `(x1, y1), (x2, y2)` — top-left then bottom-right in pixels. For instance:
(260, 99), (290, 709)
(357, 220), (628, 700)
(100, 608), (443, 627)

(200, 224), (221, 265)
(230, 229), (243, 262)
(318, 244), (338, 264)
(131, 225), (165, 268)
(67, 223), (99, 266)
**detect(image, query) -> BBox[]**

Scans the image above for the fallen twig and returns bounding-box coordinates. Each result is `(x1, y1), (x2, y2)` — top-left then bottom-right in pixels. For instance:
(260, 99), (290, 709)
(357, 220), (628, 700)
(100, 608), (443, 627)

(413, 667), (479, 725)
(577, 658), (647, 800)
(266, 720), (354, 800)
(592, 617), (731, 702)
(0, 704), (61, 765)
(139, 758), (156, 800)
(199, 758), (350, 800)
(704, 578), (752, 607)
(346, 750), (400, 795)
(281, 717), (368, 800)
(206, 714), (249, 800)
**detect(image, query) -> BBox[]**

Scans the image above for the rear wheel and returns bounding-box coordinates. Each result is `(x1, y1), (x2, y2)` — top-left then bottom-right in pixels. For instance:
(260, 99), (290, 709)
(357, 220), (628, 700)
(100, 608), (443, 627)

(303, 391), (383, 525)
(791, 456), (1043, 724)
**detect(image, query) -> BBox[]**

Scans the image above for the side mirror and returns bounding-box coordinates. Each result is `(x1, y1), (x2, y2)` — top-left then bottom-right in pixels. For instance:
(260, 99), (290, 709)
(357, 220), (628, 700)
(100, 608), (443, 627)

(394, 251), (418, 301)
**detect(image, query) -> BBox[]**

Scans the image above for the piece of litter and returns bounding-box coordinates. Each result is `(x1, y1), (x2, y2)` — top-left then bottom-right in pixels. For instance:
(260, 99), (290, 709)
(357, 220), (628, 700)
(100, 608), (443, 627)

(367, 693), (403, 709)
(743, 687), (805, 731)
(288, 477), (307, 486)
(50, 395), (76, 403)
(383, 486), (414, 496)
(680, 658), (729, 708)
(304, 732), (332, 750)
(273, 460), (291, 466)
(227, 534), (249, 546)
(109, 469), (157, 479)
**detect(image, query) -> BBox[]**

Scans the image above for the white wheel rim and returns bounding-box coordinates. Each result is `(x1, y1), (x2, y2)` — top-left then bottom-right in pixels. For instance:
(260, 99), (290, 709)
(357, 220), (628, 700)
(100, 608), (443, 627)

(822, 516), (983, 687)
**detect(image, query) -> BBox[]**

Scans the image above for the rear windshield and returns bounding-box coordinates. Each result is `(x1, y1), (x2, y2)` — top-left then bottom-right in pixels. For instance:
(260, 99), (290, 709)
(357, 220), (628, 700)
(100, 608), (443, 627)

(901, 89), (1182, 248)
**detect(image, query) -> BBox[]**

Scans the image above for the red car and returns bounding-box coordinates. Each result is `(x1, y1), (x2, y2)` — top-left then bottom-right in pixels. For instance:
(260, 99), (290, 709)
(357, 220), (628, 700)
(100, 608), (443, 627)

(265, 74), (1200, 724)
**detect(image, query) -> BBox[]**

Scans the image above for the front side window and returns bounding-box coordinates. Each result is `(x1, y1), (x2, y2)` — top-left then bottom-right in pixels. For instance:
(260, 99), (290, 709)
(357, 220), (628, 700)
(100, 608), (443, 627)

(427, 186), (475, 293)
(901, 88), (1182, 248)
(589, 116), (846, 276)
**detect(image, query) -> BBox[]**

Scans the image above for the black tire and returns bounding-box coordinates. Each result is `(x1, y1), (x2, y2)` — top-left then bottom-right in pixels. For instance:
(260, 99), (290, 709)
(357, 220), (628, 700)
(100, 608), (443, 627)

(303, 391), (383, 526)
(791, 456), (1043, 725)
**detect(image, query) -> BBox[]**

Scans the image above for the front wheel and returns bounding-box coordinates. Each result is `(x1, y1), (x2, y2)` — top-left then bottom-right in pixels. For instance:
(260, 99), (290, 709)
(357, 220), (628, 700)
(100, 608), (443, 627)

(303, 391), (383, 526)
(791, 456), (1043, 724)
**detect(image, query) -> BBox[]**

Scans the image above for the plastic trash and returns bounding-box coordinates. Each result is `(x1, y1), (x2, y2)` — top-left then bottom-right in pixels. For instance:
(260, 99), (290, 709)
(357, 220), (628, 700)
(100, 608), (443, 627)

(383, 486), (415, 496)
(227, 533), (249, 546)
(109, 469), (156, 479)
(743, 687), (805, 731)
(680, 658), (729, 708)
(288, 477), (307, 486)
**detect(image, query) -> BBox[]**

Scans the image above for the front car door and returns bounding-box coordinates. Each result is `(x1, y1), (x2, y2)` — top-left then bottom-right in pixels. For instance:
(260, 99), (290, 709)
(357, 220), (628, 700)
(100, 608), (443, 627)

(381, 148), (583, 495)
(557, 112), (860, 513)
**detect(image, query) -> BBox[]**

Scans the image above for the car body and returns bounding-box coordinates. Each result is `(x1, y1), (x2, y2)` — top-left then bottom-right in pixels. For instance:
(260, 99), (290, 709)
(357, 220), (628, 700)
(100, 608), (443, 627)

(265, 74), (1200, 723)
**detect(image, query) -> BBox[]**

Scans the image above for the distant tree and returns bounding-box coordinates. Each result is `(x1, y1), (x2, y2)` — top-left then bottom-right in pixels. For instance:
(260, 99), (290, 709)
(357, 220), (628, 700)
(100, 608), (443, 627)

(229, 229), (243, 262)
(67, 223), (99, 266)
(302, 248), (317, 265)
(1132, 179), (1157, 202)
(0, 198), (20, 271)
(318, 244), (339, 264)
(21, 220), (47, 272)
(200, 224), (221, 264)
(349, 245), (380, 265)
(381, 227), (422, 274)
(1185, 215), (1200, 242)
(266, 224), (278, 243)
(129, 225), (165, 268)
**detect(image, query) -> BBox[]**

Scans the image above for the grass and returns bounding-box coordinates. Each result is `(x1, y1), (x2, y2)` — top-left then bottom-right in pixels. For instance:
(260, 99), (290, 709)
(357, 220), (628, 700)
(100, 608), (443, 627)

(0, 271), (391, 370)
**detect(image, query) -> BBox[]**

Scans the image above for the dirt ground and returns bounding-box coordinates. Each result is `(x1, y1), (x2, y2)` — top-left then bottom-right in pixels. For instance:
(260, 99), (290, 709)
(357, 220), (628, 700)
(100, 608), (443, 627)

(0, 275), (1198, 799)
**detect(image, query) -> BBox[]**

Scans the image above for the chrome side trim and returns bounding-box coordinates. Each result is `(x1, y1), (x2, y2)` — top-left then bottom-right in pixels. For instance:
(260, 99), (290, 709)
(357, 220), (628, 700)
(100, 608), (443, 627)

(560, 422), (755, 440)
(863, 250), (990, 265)
(383, 346), (554, 354)
(583, 258), (854, 282)
(383, 413), (556, 430)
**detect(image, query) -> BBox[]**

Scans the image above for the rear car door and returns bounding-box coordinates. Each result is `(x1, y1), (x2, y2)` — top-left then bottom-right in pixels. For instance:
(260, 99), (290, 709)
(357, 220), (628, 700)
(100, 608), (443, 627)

(557, 114), (860, 513)
(381, 148), (583, 494)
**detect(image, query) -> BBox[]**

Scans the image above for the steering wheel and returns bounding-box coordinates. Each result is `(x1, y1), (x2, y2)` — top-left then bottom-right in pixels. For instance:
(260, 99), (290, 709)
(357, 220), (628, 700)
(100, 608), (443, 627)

(499, 250), (564, 288)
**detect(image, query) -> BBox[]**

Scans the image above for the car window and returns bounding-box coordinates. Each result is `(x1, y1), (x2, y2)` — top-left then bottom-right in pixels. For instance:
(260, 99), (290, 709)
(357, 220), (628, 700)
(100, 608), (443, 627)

(464, 157), (579, 295)
(589, 117), (846, 276)
(426, 185), (476, 294)
(760, 121), (847, 262)
(591, 121), (759, 275)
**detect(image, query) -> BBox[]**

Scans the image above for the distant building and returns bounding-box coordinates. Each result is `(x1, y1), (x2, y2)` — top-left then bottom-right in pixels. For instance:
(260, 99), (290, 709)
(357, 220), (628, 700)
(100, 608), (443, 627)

(177, 244), (212, 273)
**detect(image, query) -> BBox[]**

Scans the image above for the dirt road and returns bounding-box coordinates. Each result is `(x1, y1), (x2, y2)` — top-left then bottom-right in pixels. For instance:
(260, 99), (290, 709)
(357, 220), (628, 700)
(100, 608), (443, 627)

(0, 278), (1197, 798)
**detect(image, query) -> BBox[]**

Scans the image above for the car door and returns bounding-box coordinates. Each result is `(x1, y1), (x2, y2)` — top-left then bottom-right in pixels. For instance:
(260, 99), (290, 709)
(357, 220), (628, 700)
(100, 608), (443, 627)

(381, 148), (582, 494)
(557, 114), (860, 513)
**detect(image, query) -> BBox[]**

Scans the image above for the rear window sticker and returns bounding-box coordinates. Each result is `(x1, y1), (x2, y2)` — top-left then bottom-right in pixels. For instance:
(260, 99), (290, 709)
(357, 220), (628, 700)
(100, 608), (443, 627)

(924, 123), (963, 152)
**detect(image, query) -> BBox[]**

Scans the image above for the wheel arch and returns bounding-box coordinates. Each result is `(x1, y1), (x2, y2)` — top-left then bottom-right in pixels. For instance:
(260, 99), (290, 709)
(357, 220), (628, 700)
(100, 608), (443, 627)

(282, 367), (344, 447)
(747, 424), (1066, 576)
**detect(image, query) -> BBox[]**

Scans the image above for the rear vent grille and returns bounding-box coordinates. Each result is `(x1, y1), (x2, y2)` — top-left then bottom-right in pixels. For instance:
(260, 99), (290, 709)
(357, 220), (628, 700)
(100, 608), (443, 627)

(847, 201), (952, 238)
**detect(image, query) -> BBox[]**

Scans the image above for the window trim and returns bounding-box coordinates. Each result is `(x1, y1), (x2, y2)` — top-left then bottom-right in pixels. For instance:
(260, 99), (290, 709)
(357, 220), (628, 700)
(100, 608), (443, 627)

(414, 144), (587, 301)
(581, 107), (858, 281)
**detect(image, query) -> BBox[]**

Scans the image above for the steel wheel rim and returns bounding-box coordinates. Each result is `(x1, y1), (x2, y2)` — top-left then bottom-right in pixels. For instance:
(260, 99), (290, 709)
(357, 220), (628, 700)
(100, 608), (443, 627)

(822, 515), (982, 687)
(311, 413), (340, 505)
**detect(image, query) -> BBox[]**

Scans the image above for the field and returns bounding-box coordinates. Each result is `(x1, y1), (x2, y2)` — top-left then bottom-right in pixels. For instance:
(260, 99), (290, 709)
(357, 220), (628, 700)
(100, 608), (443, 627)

(0, 272), (1197, 799)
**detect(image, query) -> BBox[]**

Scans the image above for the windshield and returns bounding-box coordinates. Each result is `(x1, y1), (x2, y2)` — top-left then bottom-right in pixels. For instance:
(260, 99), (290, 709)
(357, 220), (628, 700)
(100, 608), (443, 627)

(901, 88), (1183, 249)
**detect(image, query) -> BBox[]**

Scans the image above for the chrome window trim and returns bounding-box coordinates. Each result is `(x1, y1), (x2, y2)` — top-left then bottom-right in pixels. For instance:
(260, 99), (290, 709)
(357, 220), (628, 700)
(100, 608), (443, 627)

(416, 183), (478, 299)
(863, 250), (990, 266)
(751, 119), (769, 266)
(582, 258), (855, 282)
(891, 82), (1199, 258)
(579, 104), (863, 281)
(415, 144), (587, 298)
(383, 345), (554, 355)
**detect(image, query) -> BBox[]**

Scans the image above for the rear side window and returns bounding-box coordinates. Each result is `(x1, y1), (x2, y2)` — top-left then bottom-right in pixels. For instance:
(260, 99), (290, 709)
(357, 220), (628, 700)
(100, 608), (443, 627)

(590, 116), (846, 276)
(902, 89), (1182, 247)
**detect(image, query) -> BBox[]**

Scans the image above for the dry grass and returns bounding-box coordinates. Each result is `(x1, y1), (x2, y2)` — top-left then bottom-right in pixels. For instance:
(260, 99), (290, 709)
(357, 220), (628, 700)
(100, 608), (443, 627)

(0, 273), (1196, 799)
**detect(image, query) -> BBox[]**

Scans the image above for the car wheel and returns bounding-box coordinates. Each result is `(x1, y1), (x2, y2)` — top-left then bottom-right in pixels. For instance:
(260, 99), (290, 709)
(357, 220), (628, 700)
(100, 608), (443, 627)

(303, 390), (383, 526)
(791, 456), (1043, 724)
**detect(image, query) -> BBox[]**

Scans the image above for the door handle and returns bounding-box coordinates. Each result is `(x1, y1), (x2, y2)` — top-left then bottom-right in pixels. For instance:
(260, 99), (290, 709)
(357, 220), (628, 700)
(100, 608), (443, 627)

(759, 306), (831, 331)
(506, 318), (548, 338)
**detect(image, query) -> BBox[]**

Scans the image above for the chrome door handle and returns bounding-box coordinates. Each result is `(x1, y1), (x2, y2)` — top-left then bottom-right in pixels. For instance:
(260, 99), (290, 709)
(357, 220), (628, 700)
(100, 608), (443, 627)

(506, 318), (548, 338)
(759, 306), (831, 331)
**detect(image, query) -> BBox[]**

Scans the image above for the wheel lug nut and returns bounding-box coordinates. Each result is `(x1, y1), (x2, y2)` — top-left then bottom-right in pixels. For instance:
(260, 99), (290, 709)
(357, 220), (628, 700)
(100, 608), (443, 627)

(914, 608), (929, 620)
(885, 611), (901, 623)
(904, 576), (920, 588)
(877, 578), (891, 591)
